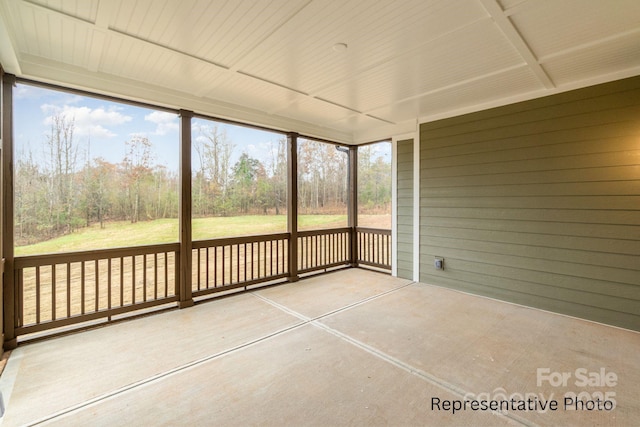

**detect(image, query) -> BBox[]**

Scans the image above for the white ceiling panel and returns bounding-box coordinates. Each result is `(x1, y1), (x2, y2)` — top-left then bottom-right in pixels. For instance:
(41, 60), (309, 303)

(498, 0), (527, 10)
(415, 66), (544, 118)
(542, 31), (640, 86)
(363, 101), (421, 126)
(367, 65), (544, 123)
(1, 0), (639, 144)
(109, 0), (310, 69)
(99, 33), (225, 94)
(201, 73), (309, 113)
(332, 113), (393, 131)
(509, 0), (640, 59)
(27, 0), (98, 22)
(278, 97), (360, 128)
(315, 18), (525, 113)
(236, 0), (488, 94)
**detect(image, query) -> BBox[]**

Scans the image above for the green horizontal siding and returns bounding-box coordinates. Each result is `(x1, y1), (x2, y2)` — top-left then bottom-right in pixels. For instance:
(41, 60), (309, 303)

(418, 76), (640, 331)
(397, 139), (414, 280)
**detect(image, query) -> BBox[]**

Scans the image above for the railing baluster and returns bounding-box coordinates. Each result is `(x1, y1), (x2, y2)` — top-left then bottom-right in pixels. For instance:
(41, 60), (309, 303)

(120, 257), (124, 307)
(236, 244), (240, 284)
(268, 240), (272, 276)
(243, 243), (247, 282)
(255, 242), (260, 279)
(164, 252), (169, 297)
(370, 233), (374, 264)
(95, 259), (99, 311)
(362, 231), (366, 263)
(229, 245), (239, 284)
(132, 255), (136, 305)
(214, 246), (218, 287)
(154, 253), (158, 300)
(36, 266), (40, 324)
(108, 258), (112, 310)
(322, 234), (326, 266)
(331, 233), (338, 262)
(275, 240), (279, 275)
(264, 241), (268, 277)
(283, 238), (287, 274)
(174, 249), (180, 297)
(81, 262), (85, 315)
(222, 246), (226, 286)
(205, 248), (209, 289)
(251, 242), (255, 280)
(17, 269), (24, 327)
(386, 234), (389, 265)
(366, 232), (369, 263)
(195, 249), (201, 290)
(66, 263), (71, 317)
(51, 264), (56, 321)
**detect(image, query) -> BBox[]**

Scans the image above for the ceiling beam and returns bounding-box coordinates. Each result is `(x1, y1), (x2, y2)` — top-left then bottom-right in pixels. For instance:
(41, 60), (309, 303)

(479, 0), (555, 89)
(538, 26), (640, 62)
(86, 0), (113, 72)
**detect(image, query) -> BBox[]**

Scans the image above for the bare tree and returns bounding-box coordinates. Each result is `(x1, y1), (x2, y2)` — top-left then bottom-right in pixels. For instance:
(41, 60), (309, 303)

(122, 135), (153, 223)
(44, 114), (79, 233)
(194, 125), (235, 216)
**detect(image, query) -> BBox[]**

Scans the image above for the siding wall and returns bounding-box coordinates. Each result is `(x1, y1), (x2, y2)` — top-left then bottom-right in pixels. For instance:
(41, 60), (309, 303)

(418, 76), (640, 331)
(396, 138), (414, 280)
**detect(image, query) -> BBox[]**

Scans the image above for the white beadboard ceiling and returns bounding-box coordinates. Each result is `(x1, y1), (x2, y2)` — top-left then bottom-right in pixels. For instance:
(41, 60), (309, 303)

(1, 0), (639, 144)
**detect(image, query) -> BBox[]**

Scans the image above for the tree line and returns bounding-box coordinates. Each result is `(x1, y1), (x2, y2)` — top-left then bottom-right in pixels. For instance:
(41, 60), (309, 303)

(15, 115), (390, 246)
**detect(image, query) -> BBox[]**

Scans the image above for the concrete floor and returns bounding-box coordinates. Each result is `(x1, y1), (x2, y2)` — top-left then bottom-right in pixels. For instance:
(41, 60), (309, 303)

(0, 268), (638, 426)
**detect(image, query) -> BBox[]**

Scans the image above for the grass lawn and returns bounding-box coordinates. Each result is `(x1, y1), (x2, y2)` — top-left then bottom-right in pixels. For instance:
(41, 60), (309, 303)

(15, 214), (391, 256)
(15, 215), (356, 256)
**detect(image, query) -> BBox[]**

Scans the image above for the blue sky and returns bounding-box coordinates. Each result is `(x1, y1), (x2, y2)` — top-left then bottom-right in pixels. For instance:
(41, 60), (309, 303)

(13, 83), (390, 173)
(13, 83), (287, 173)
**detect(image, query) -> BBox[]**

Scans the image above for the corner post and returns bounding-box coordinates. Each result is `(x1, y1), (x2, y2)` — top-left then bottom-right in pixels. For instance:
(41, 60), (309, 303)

(348, 145), (358, 267)
(2, 73), (17, 350)
(178, 110), (194, 308)
(287, 132), (299, 282)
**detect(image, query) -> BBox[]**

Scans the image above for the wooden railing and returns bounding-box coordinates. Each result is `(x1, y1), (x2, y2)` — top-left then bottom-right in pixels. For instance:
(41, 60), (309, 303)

(356, 227), (391, 270)
(14, 243), (180, 335)
(192, 233), (289, 296)
(12, 227), (390, 337)
(298, 228), (351, 274)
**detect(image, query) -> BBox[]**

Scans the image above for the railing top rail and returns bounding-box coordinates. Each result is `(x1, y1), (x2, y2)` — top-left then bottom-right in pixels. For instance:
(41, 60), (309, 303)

(298, 227), (351, 237)
(15, 242), (181, 268)
(356, 227), (391, 235)
(192, 232), (291, 249)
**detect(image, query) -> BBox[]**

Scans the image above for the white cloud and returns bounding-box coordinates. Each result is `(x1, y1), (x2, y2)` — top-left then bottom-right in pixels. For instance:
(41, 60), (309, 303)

(15, 85), (35, 100)
(145, 111), (178, 135)
(41, 104), (132, 138)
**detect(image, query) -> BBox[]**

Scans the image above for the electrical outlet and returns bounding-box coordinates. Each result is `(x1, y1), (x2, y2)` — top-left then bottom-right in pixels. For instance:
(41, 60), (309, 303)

(434, 257), (444, 270)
